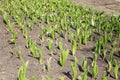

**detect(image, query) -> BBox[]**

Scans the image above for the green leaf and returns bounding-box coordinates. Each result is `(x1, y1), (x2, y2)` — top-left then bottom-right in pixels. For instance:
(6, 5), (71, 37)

(18, 61), (29, 80)
(113, 61), (120, 80)
(60, 49), (69, 67)
(30, 41), (37, 58)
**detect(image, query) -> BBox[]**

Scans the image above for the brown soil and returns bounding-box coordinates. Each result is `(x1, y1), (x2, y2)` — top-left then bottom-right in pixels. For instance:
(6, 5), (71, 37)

(0, 0), (120, 80)
(71, 0), (120, 16)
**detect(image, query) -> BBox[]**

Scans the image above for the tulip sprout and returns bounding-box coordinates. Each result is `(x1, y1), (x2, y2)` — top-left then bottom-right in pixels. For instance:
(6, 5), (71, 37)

(60, 49), (69, 67)
(92, 62), (99, 79)
(58, 41), (63, 51)
(102, 72), (109, 80)
(10, 31), (18, 44)
(26, 38), (33, 48)
(16, 49), (23, 61)
(3, 11), (9, 24)
(113, 61), (120, 80)
(48, 39), (53, 55)
(78, 67), (89, 80)
(46, 57), (52, 72)
(30, 41), (37, 58)
(18, 61), (29, 80)
(72, 40), (77, 56)
(38, 47), (44, 64)
(82, 57), (87, 71)
(71, 57), (78, 80)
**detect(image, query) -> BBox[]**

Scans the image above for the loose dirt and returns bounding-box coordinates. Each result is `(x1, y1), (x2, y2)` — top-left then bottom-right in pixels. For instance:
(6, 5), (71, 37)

(71, 0), (120, 16)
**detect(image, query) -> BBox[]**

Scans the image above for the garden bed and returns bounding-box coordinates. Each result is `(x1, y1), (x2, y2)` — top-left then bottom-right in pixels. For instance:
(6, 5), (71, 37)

(0, 0), (120, 80)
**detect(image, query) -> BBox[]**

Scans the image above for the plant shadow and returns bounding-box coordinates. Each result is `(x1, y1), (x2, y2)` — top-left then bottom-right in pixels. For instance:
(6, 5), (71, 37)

(28, 54), (39, 60)
(78, 64), (92, 78)
(57, 61), (61, 66)
(63, 71), (72, 80)
(78, 65), (84, 72)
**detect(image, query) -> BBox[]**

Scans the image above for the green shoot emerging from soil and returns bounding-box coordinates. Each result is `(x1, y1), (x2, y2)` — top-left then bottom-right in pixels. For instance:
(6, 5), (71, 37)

(92, 62), (99, 79)
(82, 57), (87, 71)
(38, 47), (44, 64)
(113, 61), (120, 80)
(72, 40), (77, 56)
(102, 72), (109, 80)
(71, 56), (78, 80)
(16, 49), (23, 61)
(46, 57), (52, 72)
(18, 61), (29, 80)
(58, 41), (63, 51)
(3, 11), (9, 24)
(48, 39), (53, 55)
(30, 41), (37, 58)
(107, 60), (112, 73)
(60, 49), (69, 67)
(10, 31), (18, 44)
(78, 67), (89, 80)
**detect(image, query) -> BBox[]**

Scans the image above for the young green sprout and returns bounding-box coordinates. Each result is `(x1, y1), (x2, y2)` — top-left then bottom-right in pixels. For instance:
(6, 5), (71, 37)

(72, 40), (77, 56)
(75, 28), (80, 38)
(102, 32), (107, 49)
(38, 47), (44, 64)
(10, 31), (18, 44)
(101, 49), (107, 60)
(60, 49), (69, 67)
(48, 39), (53, 55)
(16, 49), (23, 61)
(3, 11), (9, 24)
(7, 22), (14, 33)
(102, 72), (109, 80)
(78, 35), (82, 50)
(79, 31), (87, 45)
(93, 52), (98, 63)
(109, 47), (114, 64)
(108, 32), (113, 42)
(46, 14), (50, 24)
(107, 60), (112, 73)
(39, 27), (45, 44)
(112, 40), (118, 48)
(78, 67), (89, 80)
(26, 38), (33, 48)
(69, 33), (74, 43)
(22, 28), (28, 39)
(30, 41), (37, 58)
(28, 21), (34, 30)
(92, 62), (99, 79)
(18, 61), (29, 80)
(113, 61), (120, 80)
(46, 57), (52, 72)
(71, 56), (78, 80)
(94, 40), (101, 54)
(82, 57), (87, 71)
(58, 41), (63, 51)
(91, 16), (95, 26)
(19, 20), (25, 30)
